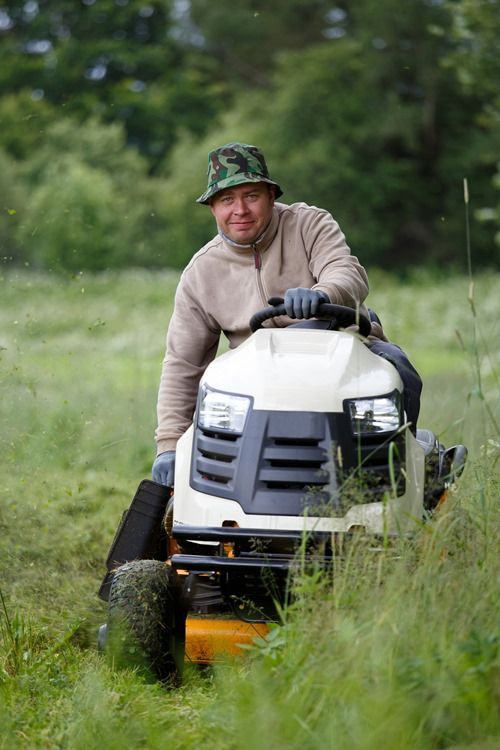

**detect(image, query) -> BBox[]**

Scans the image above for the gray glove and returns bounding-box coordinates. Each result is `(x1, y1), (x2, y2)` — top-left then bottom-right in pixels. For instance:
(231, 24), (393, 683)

(152, 450), (176, 487)
(284, 288), (329, 319)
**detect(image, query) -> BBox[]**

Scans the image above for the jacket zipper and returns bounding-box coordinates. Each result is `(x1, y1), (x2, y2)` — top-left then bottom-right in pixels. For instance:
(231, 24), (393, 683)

(253, 247), (267, 305)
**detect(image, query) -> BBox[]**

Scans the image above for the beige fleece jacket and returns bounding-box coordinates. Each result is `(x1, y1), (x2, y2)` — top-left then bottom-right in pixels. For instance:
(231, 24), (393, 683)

(155, 201), (369, 453)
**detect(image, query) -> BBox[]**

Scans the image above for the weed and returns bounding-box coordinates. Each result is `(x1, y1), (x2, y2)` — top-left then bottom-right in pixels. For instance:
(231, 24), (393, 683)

(0, 270), (498, 748)
(0, 589), (35, 679)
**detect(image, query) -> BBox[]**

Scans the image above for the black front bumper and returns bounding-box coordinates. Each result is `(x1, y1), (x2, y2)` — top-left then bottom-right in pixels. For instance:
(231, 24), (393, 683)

(171, 523), (334, 573)
(171, 554), (294, 572)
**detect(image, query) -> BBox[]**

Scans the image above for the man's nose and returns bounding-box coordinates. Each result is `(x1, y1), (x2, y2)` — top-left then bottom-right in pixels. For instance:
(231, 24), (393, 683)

(233, 197), (249, 214)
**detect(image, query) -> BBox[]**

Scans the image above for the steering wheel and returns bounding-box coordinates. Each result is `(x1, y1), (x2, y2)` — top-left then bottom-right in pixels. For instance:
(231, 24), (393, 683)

(249, 297), (372, 337)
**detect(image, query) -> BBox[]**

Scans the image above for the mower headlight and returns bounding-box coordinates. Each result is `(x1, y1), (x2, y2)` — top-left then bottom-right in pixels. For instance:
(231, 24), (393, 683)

(347, 393), (401, 435)
(198, 386), (251, 434)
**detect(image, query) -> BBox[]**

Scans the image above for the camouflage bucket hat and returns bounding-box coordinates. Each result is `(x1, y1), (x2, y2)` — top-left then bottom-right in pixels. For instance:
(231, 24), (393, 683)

(196, 142), (283, 204)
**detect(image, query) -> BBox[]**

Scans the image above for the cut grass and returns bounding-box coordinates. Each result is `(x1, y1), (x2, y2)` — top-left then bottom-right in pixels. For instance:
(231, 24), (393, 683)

(0, 269), (499, 749)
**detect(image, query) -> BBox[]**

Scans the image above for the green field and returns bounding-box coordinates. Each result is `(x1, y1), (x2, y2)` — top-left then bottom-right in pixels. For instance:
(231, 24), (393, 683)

(1, 270), (499, 749)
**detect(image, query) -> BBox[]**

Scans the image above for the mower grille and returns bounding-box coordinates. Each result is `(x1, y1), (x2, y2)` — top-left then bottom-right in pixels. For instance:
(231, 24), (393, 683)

(191, 409), (405, 516)
(195, 432), (240, 484)
(260, 439), (327, 488)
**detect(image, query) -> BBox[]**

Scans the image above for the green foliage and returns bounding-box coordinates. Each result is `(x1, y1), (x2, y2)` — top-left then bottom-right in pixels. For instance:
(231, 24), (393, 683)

(0, 148), (27, 262)
(0, 0), (225, 165)
(189, 0), (335, 86)
(445, 0), (500, 108)
(0, 588), (36, 680)
(444, 0), (500, 250)
(209, 471), (500, 750)
(23, 115), (148, 183)
(161, 1), (499, 270)
(0, 0), (499, 270)
(0, 90), (60, 160)
(0, 270), (498, 748)
(19, 155), (126, 270)
(16, 117), (172, 270)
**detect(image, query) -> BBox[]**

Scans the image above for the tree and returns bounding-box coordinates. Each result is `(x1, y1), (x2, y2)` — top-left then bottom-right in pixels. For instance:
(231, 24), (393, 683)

(0, 0), (223, 166)
(161, 0), (498, 269)
(444, 0), (500, 252)
(1, 0), (498, 271)
(188, 0), (336, 86)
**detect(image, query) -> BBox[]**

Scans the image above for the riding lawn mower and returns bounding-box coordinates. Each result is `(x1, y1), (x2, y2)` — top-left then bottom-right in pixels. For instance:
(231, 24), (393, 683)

(98, 301), (467, 682)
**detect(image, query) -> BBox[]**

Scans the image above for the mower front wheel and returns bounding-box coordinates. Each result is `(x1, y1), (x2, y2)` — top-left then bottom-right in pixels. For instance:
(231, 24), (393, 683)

(105, 559), (185, 683)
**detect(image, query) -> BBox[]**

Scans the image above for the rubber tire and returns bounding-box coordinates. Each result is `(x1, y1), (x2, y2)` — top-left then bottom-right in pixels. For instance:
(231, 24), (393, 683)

(106, 559), (185, 683)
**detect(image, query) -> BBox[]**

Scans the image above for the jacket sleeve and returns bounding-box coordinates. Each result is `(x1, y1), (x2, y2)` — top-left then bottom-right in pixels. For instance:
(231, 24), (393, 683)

(301, 207), (369, 308)
(155, 274), (220, 454)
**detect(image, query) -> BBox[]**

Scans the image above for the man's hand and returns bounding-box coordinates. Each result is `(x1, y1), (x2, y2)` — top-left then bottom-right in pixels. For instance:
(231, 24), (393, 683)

(284, 288), (329, 319)
(152, 450), (176, 487)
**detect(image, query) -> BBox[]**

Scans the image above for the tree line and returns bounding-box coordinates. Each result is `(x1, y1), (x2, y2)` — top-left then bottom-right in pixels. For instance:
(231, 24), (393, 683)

(0, 0), (498, 272)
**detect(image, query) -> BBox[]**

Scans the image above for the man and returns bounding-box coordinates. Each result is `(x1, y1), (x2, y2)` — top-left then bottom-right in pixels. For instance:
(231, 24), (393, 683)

(152, 142), (421, 486)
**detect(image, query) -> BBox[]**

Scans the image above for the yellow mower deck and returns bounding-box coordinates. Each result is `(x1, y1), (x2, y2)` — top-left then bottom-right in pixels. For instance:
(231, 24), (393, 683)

(185, 615), (269, 664)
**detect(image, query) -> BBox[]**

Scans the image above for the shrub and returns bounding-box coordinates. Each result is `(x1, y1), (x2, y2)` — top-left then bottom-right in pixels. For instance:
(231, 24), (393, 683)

(17, 156), (128, 271)
(16, 117), (172, 270)
(0, 149), (27, 263)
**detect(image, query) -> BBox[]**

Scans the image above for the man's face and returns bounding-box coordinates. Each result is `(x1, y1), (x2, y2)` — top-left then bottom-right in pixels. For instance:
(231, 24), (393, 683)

(210, 182), (275, 245)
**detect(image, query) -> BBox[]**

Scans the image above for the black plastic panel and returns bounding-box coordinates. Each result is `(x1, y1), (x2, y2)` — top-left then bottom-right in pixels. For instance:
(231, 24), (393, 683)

(190, 407), (405, 516)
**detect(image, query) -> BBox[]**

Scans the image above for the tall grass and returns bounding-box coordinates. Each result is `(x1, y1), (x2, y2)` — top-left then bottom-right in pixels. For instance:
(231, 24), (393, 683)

(208, 466), (499, 750)
(0, 269), (498, 748)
